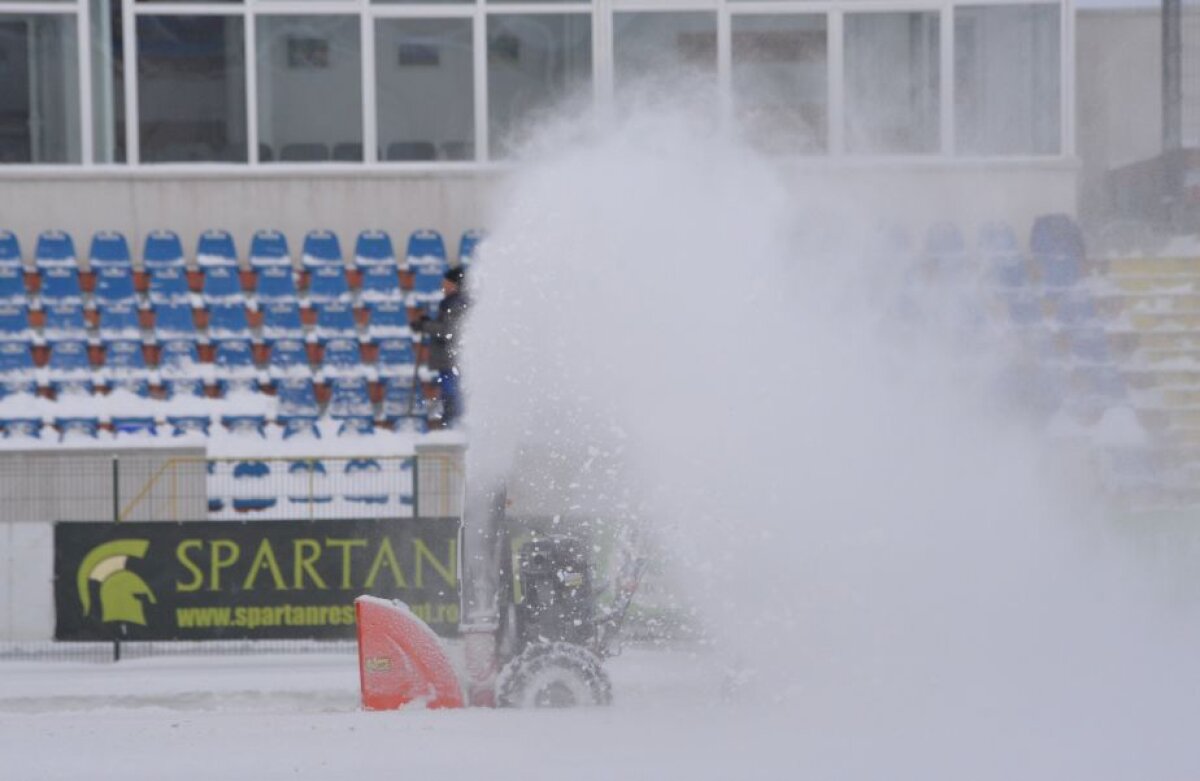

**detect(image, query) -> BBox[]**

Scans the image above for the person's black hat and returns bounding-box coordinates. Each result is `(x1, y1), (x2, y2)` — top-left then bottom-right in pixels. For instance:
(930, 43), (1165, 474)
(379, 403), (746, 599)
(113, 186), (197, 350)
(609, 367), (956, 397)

(444, 266), (466, 285)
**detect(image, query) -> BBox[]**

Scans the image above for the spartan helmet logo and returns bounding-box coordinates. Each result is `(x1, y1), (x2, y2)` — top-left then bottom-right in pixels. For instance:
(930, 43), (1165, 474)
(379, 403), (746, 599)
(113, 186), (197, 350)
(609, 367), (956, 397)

(76, 539), (158, 626)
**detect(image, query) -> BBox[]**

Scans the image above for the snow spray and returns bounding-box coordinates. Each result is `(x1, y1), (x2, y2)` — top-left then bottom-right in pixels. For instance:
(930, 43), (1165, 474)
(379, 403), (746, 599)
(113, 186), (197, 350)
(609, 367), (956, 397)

(460, 107), (1200, 778)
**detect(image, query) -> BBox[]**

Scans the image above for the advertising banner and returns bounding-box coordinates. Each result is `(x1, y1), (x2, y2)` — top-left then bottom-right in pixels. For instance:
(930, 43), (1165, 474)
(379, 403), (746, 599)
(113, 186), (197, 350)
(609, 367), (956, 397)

(54, 518), (460, 641)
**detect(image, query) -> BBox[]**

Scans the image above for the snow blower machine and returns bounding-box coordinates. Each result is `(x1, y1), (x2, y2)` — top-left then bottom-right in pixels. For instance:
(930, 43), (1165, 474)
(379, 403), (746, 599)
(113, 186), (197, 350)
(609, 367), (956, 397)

(355, 487), (644, 710)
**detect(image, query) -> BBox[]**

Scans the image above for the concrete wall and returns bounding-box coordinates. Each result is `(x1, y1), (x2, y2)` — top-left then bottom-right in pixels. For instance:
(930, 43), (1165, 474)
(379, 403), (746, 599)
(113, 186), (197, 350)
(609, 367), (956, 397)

(0, 521), (53, 641)
(0, 163), (1074, 255)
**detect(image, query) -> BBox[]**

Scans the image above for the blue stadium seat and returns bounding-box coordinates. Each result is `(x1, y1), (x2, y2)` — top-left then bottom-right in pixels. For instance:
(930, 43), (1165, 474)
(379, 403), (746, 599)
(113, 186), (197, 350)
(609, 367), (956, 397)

(202, 263), (242, 302)
(249, 229), (290, 267)
(301, 230), (343, 270)
(213, 338), (259, 394)
(102, 339), (152, 396)
(55, 416), (100, 441)
(365, 299), (410, 338)
(0, 231), (20, 265)
(276, 377), (320, 438)
(229, 459), (276, 511)
(977, 222), (1026, 288)
(355, 230), (401, 302)
(255, 264), (298, 302)
(166, 415), (211, 436)
(319, 337), (366, 379)
(163, 377), (206, 399)
(207, 302), (250, 338)
(375, 336), (416, 379)
(1030, 214), (1085, 289)
(406, 229), (447, 308)
(112, 417), (157, 437)
(1, 417), (42, 438)
(260, 299), (303, 339)
(381, 378), (426, 430)
(344, 458), (388, 504)
(0, 303), (33, 342)
(157, 338), (205, 397)
(287, 459), (331, 500)
(45, 339), (94, 396)
(313, 300), (357, 338)
(281, 417), (321, 441)
(36, 231), (82, 303)
(196, 229), (238, 268)
(307, 265), (350, 303)
(266, 337), (309, 379)
(153, 302), (197, 337)
(223, 417), (268, 439)
(0, 232), (24, 303)
(42, 302), (88, 339)
(459, 229), (484, 266)
(97, 301), (141, 340)
(147, 265), (191, 305)
(327, 376), (374, 432)
(89, 231), (135, 306)
(0, 340), (37, 396)
(142, 230), (187, 270)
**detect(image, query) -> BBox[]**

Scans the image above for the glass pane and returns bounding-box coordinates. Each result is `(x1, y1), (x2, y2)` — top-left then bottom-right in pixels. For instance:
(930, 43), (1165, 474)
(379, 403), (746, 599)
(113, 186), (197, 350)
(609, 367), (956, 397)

(845, 12), (939, 155)
(137, 16), (247, 163)
(258, 16), (362, 163)
(487, 14), (592, 159)
(0, 14), (80, 163)
(376, 18), (473, 162)
(955, 5), (1060, 156)
(91, 0), (125, 163)
(613, 12), (716, 110)
(732, 14), (827, 155)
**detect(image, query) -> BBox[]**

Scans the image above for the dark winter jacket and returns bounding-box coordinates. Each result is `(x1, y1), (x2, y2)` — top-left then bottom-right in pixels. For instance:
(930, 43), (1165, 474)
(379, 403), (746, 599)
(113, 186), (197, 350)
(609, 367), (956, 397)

(416, 291), (470, 372)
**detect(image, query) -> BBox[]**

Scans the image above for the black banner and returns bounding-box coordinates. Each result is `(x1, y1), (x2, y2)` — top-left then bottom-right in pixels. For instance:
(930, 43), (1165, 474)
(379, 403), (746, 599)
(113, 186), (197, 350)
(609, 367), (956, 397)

(54, 518), (460, 641)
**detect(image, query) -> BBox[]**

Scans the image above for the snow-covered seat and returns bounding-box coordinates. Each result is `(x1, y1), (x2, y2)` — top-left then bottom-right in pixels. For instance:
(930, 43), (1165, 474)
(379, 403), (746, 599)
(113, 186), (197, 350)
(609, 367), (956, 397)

(153, 302), (197, 337)
(142, 230), (187, 271)
(318, 337), (366, 380)
(35, 231), (82, 304)
(44, 339), (94, 396)
(89, 232), (136, 305)
(212, 338), (259, 394)
(1031, 214), (1085, 290)
(255, 264), (298, 302)
(365, 299), (410, 338)
(355, 230), (401, 302)
(381, 378), (426, 430)
(112, 416), (157, 437)
(374, 336), (416, 380)
(313, 300), (357, 339)
(286, 459), (331, 500)
(101, 339), (152, 396)
(166, 415), (211, 437)
(207, 302), (250, 338)
(327, 375), (374, 433)
(202, 263), (242, 303)
(266, 337), (310, 380)
(228, 458), (276, 512)
(344, 458), (388, 504)
(458, 229), (484, 267)
(97, 300), (141, 340)
(0, 340), (37, 396)
(1, 417), (42, 439)
(54, 416), (101, 441)
(260, 299), (303, 339)
(0, 303), (33, 342)
(405, 229), (447, 310)
(196, 229), (238, 269)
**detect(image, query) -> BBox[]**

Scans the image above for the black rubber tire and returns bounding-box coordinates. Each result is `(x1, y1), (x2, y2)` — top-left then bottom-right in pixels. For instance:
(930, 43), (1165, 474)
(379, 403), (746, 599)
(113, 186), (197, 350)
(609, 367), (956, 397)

(496, 642), (613, 708)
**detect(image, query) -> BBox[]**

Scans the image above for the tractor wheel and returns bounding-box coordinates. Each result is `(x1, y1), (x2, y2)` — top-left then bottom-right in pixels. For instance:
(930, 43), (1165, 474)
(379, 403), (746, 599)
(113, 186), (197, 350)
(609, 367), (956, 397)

(496, 642), (612, 708)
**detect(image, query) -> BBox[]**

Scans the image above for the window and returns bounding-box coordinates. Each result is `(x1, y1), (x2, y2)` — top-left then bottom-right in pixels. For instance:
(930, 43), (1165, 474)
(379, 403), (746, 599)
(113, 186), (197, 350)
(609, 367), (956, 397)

(955, 5), (1060, 156)
(376, 18), (474, 162)
(487, 14), (592, 160)
(613, 12), (716, 110)
(0, 14), (80, 163)
(137, 15), (247, 163)
(91, 0), (124, 163)
(845, 12), (940, 155)
(257, 15), (362, 163)
(732, 14), (827, 154)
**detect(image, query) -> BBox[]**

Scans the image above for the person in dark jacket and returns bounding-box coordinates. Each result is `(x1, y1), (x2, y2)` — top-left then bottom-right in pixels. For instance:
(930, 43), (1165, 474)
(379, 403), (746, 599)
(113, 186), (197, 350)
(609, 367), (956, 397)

(413, 267), (470, 425)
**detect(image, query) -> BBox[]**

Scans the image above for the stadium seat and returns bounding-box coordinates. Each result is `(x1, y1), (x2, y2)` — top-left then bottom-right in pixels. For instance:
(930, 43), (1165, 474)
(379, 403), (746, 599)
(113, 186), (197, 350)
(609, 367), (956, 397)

(142, 230), (187, 270)
(223, 417), (268, 438)
(166, 415), (211, 437)
(153, 302), (197, 337)
(406, 229), (448, 310)
(55, 416), (100, 441)
(276, 376), (320, 439)
(0, 231), (20, 265)
(313, 300), (357, 339)
(286, 459), (331, 500)
(89, 232), (136, 305)
(36, 231), (82, 304)
(260, 300), (303, 339)
(266, 337), (310, 379)
(327, 376), (374, 432)
(255, 264), (298, 302)
(0, 302), (33, 342)
(97, 301), (141, 340)
(320, 336), (367, 380)
(1, 417), (42, 438)
(147, 264), (191, 305)
(459, 229), (484, 266)
(365, 299), (410, 338)
(42, 302), (87, 339)
(112, 416), (157, 437)
(202, 263), (242, 302)
(355, 230), (402, 302)
(249, 229), (290, 269)
(386, 141), (437, 161)
(0, 263), (25, 303)
(207, 302), (250, 338)
(302, 231), (349, 300)
(1030, 214), (1085, 289)
(332, 142), (363, 162)
(0, 340), (37, 396)
(381, 378), (426, 430)
(280, 142), (329, 162)
(213, 338), (259, 394)
(101, 339), (152, 396)
(375, 336), (416, 379)
(229, 458), (276, 511)
(196, 229), (238, 268)
(977, 223), (1025, 288)
(158, 338), (205, 395)
(344, 458), (388, 504)
(44, 339), (94, 396)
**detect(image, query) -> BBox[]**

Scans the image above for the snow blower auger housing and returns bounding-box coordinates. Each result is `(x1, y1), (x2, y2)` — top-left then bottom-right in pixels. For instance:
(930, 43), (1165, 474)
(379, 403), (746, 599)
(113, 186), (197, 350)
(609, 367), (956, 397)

(355, 500), (643, 711)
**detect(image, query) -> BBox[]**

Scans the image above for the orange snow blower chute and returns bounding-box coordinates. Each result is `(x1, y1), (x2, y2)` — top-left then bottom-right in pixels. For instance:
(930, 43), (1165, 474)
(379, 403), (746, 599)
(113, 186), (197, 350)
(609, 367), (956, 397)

(355, 595), (464, 710)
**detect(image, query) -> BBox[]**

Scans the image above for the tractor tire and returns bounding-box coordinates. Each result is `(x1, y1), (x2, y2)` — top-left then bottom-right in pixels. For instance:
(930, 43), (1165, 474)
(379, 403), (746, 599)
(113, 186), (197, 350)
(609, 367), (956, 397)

(496, 642), (613, 708)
